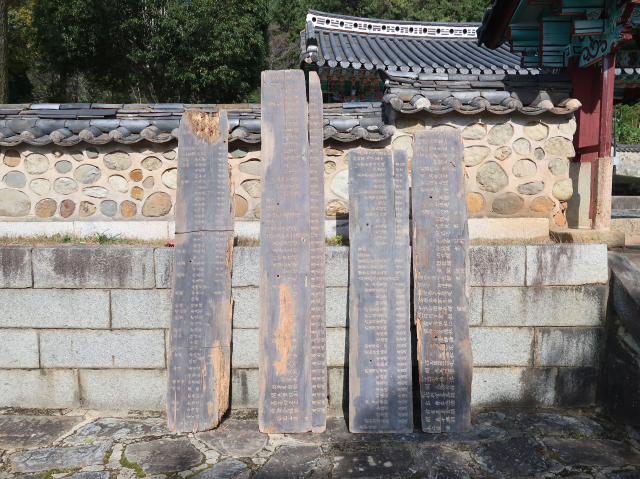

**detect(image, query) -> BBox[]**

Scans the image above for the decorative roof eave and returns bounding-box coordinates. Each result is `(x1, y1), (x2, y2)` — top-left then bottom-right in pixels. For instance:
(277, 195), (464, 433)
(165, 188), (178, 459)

(379, 70), (582, 115)
(302, 9), (536, 75)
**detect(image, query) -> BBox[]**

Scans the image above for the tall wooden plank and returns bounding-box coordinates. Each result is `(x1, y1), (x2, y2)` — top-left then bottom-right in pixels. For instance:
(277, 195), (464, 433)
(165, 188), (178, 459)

(412, 130), (472, 434)
(308, 72), (327, 433)
(259, 70), (312, 433)
(168, 111), (234, 433)
(348, 148), (413, 434)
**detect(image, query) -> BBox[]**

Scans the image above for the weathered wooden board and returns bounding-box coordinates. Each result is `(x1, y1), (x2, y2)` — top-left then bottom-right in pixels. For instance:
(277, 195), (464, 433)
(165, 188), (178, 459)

(411, 130), (472, 433)
(167, 111), (234, 433)
(308, 72), (327, 433)
(174, 111), (233, 234)
(259, 70), (312, 433)
(348, 148), (413, 433)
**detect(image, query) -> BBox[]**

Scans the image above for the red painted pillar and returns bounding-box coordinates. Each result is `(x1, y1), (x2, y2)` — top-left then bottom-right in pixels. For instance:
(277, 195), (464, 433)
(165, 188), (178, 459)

(599, 54), (615, 157)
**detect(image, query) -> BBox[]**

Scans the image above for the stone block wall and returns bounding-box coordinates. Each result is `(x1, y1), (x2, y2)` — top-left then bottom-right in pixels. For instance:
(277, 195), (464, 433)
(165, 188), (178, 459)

(616, 145), (640, 177)
(0, 243), (607, 412)
(0, 111), (575, 232)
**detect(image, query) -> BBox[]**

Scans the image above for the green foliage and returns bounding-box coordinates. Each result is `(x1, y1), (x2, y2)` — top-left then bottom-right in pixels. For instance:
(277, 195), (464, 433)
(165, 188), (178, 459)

(29, 0), (269, 103)
(7, 0), (34, 102)
(120, 452), (146, 478)
(615, 104), (640, 144)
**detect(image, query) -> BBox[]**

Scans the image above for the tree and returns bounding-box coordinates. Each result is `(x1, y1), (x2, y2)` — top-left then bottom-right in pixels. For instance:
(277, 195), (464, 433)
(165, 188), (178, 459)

(0, 0), (7, 103)
(31, 0), (270, 103)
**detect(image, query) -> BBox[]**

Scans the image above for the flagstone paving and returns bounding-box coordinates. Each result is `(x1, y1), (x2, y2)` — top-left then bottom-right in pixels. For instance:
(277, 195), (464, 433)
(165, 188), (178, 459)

(0, 408), (639, 479)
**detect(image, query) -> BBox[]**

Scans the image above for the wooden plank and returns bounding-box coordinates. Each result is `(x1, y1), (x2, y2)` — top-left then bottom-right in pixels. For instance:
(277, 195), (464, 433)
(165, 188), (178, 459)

(259, 70), (312, 434)
(168, 111), (234, 433)
(348, 148), (412, 434)
(411, 130), (472, 434)
(308, 72), (327, 433)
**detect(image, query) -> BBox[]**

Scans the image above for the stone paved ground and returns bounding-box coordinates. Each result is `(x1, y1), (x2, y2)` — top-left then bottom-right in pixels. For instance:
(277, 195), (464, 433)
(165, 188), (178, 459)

(1, 408), (639, 479)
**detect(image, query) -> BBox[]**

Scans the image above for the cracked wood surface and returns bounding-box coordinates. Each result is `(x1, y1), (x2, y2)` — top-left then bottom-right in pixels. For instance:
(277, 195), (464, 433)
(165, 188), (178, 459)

(348, 148), (413, 433)
(259, 70), (312, 433)
(411, 130), (472, 433)
(167, 111), (234, 433)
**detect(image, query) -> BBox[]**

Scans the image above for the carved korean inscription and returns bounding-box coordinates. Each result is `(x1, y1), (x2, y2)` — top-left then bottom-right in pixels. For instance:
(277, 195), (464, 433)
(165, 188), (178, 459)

(168, 111), (234, 433)
(259, 70), (312, 433)
(308, 72), (327, 433)
(412, 130), (472, 433)
(348, 148), (412, 433)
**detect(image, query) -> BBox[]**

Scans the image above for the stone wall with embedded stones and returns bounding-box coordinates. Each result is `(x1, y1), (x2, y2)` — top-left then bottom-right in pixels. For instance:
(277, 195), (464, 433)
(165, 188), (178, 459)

(0, 143), (178, 221)
(616, 147), (640, 177)
(0, 112), (576, 230)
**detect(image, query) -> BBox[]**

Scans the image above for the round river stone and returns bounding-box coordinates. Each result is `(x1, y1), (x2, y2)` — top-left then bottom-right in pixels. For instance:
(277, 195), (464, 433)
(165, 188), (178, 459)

(494, 146), (511, 161)
(558, 117), (577, 135)
(55, 160), (73, 174)
(24, 154), (49, 174)
(549, 158), (568, 176)
(513, 138), (531, 156)
(79, 201), (96, 217)
(530, 196), (555, 213)
(234, 195), (248, 217)
(324, 147), (343, 157)
(101, 200), (117, 217)
(462, 123), (487, 140)
(162, 169), (177, 190)
(121, 200), (137, 218)
(109, 175), (128, 193)
(432, 124), (457, 131)
(54, 178), (79, 195)
(325, 199), (349, 216)
(552, 178), (573, 201)
(30, 179), (51, 196)
(60, 199), (75, 218)
(476, 162), (508, 193)
(230, 147), (249, 158)
(545, 137), (575, 158)
(142, 177), (155, 189)
(324, 161), (336, 174)
(534, 148), (545, 160)
(163, 150), (177, 160)
(493, 192), (524, 215)
(467, 192), (485, 213)
(254, 203), (260, 219)
(86, 147), (99, 159)
(84, 187), (108, 198)
(142, 192), (172, 217)
(523, 121), (548, 141)
(464, 146), (490, 167)
(555, 211), (567, 227)
(3, 150), (21, 167)
(35, 199), (57, 218)
(74, 165), (102, 184)
(142, 156), (163, 170)
(4, 171), (26, 188)
(104, 151), (132, 170)
(239, 160), (261, 176)
(487, 123), (513, 145)
(517, 181), (544, 195)
(130, 169), (143, 182)
(131, 186), (144, 201)
(0, 189), (31, 216)
(392, 136), (412, 155)
(70, 150), (84, 162)
(513, 159), (537, 178)
(331, 169), (349, 200)
(241, 180), (261, 198)
(396, 118), (425, 133)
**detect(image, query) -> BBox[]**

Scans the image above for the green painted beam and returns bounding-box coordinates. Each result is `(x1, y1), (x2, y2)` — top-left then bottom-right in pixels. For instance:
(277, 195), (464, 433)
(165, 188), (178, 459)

(571, 19), (605, 35)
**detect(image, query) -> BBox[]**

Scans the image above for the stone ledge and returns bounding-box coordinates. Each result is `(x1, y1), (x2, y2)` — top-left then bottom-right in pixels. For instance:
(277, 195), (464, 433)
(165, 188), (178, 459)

(40, 330), (166, 369)
(32, 247), (156, 289)
(0, 247), (32, 288)
(551, 228), (625, 248)
(483, 284), (606, 327)
(469, 218), (549, 242)
(0, 289), (110, 328)
(526, 244), (608, 285)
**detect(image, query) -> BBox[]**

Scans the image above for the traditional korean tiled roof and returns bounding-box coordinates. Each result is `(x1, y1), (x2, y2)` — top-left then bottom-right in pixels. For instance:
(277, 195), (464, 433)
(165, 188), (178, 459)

(380, 70), (582, 115)
(301, 10), (536, 75)
(0, 102), (393, 146)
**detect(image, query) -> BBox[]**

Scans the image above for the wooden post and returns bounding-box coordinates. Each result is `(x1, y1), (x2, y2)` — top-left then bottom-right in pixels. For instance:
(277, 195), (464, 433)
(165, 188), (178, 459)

(593, 157), (614, 230)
